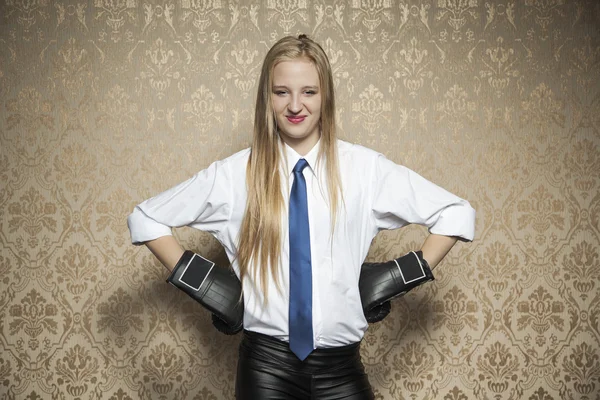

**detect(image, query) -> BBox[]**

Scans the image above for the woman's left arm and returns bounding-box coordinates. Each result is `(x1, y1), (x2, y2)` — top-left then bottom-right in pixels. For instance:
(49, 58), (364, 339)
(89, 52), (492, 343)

(420, 233), (459, 270)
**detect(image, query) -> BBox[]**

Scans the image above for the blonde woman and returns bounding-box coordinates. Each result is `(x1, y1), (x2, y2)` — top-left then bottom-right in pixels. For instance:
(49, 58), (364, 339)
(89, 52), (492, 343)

(128, 35), (475, 399)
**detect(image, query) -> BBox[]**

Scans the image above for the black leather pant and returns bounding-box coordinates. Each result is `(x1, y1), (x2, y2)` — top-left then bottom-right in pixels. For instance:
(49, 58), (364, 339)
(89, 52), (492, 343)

(236, 330), (375, 400)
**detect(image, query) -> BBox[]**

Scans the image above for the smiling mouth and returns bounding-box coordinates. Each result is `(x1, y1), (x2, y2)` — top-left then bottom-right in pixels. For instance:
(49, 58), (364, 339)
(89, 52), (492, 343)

(286, 116), (306, 124)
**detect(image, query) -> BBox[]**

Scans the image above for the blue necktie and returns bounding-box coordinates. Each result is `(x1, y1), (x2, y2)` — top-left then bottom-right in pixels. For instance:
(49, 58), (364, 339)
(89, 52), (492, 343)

(288, 158), (313, 361)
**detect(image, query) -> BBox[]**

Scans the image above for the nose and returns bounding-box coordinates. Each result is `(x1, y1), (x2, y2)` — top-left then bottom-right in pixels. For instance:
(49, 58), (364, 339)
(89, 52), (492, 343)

(287, 94), (302, 114)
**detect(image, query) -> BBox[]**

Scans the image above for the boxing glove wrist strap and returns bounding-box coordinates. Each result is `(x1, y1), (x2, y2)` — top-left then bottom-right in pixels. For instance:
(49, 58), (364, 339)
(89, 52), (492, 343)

(167, 250), (214, 294)
(166, 250), (243, 335)
(394, 251), (433, 287)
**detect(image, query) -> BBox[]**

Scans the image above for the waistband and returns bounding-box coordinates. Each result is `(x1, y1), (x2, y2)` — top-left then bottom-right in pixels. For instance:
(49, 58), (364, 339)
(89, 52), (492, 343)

(240, 329), (362, 372)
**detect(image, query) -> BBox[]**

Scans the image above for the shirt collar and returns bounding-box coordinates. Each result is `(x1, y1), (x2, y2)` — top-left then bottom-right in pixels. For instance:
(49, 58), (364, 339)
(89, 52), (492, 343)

(281, 138), (321, 178)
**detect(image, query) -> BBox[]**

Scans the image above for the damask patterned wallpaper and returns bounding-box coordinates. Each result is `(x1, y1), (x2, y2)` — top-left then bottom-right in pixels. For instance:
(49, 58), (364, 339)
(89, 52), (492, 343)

(1, 0), (599, 399)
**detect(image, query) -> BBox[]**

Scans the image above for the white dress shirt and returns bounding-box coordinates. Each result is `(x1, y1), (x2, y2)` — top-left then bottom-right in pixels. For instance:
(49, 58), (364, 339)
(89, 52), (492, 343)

(127, 140), (476, 347)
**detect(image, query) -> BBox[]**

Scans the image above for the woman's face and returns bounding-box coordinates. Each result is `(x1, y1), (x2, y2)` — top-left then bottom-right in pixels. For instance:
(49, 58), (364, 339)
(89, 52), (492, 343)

(272, 58), (322, 155)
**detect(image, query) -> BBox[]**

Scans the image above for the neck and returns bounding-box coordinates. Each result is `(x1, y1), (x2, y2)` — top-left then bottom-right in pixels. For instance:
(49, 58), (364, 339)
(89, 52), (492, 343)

(280, 134), (320, 156)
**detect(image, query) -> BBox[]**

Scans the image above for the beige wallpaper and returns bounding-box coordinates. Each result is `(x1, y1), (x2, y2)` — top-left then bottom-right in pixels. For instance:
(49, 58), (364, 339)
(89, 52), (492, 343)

(1, 0), (599, 399)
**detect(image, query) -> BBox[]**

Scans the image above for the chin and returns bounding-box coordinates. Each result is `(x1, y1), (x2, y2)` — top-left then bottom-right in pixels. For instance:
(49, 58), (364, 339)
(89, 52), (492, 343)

(283, 127), (318, 138)
(284, 130), (315, 139)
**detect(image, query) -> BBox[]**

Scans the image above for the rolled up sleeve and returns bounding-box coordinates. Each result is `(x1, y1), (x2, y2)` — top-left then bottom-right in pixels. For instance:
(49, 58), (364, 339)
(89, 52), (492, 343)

(371, 155), (475, 241)
(127, 159), (232, 245)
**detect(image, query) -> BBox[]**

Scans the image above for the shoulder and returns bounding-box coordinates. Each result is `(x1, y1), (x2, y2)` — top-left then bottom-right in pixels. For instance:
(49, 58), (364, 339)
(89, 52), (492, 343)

(214, 147), (251, 171)
(336, 139), (384, 164)
(336, 140), (410, 183)
(189, 148), (250, 185)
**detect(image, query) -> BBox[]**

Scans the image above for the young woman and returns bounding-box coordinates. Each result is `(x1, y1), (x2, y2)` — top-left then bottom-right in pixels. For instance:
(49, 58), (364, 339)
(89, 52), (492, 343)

(128, 35), (475, 400)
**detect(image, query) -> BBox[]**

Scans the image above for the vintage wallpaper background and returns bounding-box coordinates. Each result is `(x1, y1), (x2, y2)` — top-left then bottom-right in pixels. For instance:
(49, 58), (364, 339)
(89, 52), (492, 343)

(1, 0), (599, 399)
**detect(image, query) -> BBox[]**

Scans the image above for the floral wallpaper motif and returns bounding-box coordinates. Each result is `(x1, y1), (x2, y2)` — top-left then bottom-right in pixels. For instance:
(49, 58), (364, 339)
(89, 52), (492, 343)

(1, 0), (599, 399)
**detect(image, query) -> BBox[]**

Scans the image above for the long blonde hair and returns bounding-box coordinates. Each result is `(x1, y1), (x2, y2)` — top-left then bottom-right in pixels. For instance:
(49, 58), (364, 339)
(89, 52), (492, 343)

(237, 35), (342, 300)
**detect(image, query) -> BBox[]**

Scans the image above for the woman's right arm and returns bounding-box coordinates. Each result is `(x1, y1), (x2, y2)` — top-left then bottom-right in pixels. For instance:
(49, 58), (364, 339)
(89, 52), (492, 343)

(127, 159), (233, 270)
(145, 236), (185, 272)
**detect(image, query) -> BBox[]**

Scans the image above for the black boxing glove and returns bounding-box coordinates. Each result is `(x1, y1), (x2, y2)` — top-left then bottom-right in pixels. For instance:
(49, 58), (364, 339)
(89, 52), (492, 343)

(364, 301), (391, 324)
(167, 251), (243, 335)
(360, 251), (434, 323)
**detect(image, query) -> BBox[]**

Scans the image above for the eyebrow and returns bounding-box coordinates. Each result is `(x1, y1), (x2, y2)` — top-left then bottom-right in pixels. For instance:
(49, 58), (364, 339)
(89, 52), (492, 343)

(272, 85), (319, 90)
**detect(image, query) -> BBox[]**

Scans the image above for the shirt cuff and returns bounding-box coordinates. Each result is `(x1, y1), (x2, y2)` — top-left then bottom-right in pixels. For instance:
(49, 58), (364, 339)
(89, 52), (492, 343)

(428, 202), (476, 242)
(127, 207), (173, 245)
